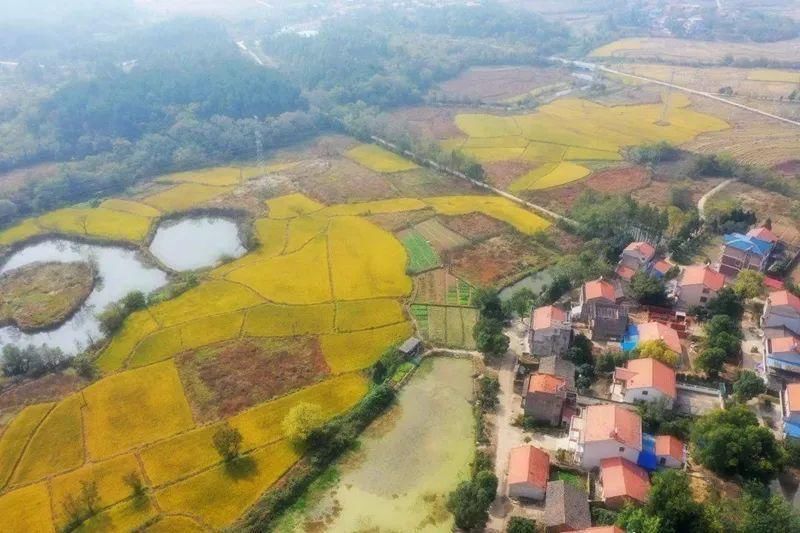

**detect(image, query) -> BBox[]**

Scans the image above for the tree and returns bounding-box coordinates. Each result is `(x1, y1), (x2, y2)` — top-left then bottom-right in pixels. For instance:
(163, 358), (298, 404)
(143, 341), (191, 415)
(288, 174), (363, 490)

(282, 402), (324, 445)
(566, 333), (593, 366)
(212, 424), (243, 461)
(477, 375), (500, 410)
(637, 340), (679, 367)
(123, 471), (145, 499)
(473, 318), (509, 357)
(733, 370), (766, 402)
(508, 288), (536, 318)
(97, 303), (127, 336)
(617, 505), (661, 533)
(694, 347), (727, 377)
(121, 290), (147, 312)
(733, 269), (765, 300)
(739, 484), (800, 533)
(691, 405), (784, 482)
(472, 288), (507, 321)
(705, 287), (744, 320)
(630, 271), (668, 306)
(637, 397), (693, 440)
(645, 470), (706, 533)
(446, 470), (497, 530)
(507, 516), (537, 533)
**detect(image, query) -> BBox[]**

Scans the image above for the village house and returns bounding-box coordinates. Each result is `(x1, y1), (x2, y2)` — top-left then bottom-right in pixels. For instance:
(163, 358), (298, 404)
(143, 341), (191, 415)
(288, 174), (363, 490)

(611, 357), (677, 408)
(569, 404), (643, 469)
(580, 278), (619, 310)
(655, 435), (686, 468)
(648, 258), (674, 280)
(587, 303), (629, 341)
(572, 528), (625, 533)
(616, 241), (656, 281)
(530, 305), (572, 357)
(636, 321), (683, 356)
(674, 265), (725, 309)
(764, 334), (800, 375)
(782, 383), (800, 440)
(539, 355), (576, 391)
(597, 457), (651, 510)
(762, 290), (800, 336)
(507, 445), (550, 500)
(718, 229), (775, 277)
(543, 480), (592, 533)
(523, 373), (568, 426)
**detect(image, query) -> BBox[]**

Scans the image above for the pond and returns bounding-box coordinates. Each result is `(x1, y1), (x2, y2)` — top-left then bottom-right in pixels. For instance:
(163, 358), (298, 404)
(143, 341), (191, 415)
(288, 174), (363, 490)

(149, 217), (246, 271)
(285, 357), (475, 532)
(0, 240), (167, 355)
(499, 267), (556, 301)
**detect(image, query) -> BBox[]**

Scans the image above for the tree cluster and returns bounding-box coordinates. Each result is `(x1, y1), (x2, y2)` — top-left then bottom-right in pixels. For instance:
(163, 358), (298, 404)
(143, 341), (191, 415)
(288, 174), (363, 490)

(471, 288), (510, 357)
(694, 307), (743, 377)
(446, 453), (498, 530)
(1, 344), (68, 378)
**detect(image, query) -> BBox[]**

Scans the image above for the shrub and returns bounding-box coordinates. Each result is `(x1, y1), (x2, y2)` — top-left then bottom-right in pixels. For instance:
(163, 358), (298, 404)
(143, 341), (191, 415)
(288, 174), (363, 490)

(212, 424), (243, 462)
(507, 516), (537, 533)
(282, 402), (325, 445)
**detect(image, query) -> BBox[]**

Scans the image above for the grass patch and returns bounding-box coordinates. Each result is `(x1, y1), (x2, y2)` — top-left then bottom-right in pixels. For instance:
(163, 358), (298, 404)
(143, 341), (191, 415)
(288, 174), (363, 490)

(400, 230), (441, 273)
(345, 144), (418, 173)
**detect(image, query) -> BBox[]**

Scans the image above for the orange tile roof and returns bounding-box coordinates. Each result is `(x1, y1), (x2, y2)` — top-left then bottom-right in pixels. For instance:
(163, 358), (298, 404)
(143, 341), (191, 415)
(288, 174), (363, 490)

(532, 305), (568, 331)
(624, 241), (656, 260)
(769, 290), (800, 313)
(584, 278), (616, 302)
(508, 445), (550, 489)
(582, 405), (642, 450)
(786, 383), (800, 413)
(616, 264), (637, 281)
(529, 373), (567, 395)
(637, 322), (682, 355)
(747, 226), (778, 243)
(679, 265), (725, 291)
(652, 259), (673, 274)
(655, 435), (685, 462)
(600, 457), (650, 504)
(573, 528), (625, 533)
(618, 358), (677, 399)
(768, 336), (800, 355)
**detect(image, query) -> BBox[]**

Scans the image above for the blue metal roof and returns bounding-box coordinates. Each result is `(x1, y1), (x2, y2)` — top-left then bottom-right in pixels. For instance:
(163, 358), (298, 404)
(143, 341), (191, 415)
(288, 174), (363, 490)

(637, 434), (658, 471)
(785, 421), (800, 439)
(724, 233), (772, 257)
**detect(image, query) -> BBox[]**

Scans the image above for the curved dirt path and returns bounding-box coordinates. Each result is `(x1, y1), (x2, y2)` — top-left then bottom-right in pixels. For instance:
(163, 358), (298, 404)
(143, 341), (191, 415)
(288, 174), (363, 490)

(697, 178), (735, 219)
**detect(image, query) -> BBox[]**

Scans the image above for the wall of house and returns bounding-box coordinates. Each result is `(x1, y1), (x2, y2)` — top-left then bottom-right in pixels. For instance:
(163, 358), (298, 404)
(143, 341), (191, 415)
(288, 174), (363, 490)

(580, 440), (640, 470)
(524, 392), (564, 425)
(677, 284), (715, 308)
(508, 482), (545, 500)
(623, 387), (674, 408)
(658, 454), (682, 469)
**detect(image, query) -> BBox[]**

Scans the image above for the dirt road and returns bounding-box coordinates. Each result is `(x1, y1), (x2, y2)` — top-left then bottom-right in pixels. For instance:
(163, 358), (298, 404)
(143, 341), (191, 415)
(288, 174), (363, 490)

(697, 178), (735, 219)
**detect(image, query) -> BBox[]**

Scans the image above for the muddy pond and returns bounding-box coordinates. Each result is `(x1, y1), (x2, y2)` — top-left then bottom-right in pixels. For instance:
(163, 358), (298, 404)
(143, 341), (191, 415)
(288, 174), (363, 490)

(149, 217), (246, 271)
(281, 357), (475, 532)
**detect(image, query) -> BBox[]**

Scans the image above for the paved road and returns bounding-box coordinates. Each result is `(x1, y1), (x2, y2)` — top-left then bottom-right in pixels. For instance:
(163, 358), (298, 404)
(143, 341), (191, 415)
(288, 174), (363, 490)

(697, 178), (735, 219)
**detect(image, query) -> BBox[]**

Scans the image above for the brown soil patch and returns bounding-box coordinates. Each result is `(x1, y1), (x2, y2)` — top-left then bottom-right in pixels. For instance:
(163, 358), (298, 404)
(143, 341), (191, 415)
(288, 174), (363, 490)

(483, 160), (539, 190)
(584, 165), (649, 193)
(367, 209), (436, 232)
(389, 106), (463, 139)
(773, 160), (800, 176)
(176, 336), (329, 423)
(0, 262), (95, 332)
(448, 232), (554, 287)
(391, 168), (482, 197)
(297, 158), (398, 205)
(436, 66), (571, 102)
(0, 373), (86, 412)
(631, 177), (722, 210)
(523, 184), (587, 214)
(439, 213), (507, 242)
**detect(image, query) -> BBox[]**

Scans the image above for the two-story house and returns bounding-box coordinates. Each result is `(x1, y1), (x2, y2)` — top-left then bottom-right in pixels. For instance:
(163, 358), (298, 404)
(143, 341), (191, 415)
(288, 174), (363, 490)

(762, 290), (800, 336)
(764, 334), (800, 375)
(675, 265), (725, 309)
(719, 230), (775, 277)
(783, 383), (800, 440)
(616, 241), (656, 281)
(523, 373), (568, 426)
(569, 404), (642, 469)
(529, 305), (572, 357)
(611, 357), (677, 408)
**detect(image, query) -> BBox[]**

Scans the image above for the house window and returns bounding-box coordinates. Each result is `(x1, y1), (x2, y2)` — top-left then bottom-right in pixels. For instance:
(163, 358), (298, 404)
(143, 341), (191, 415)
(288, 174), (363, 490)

(642, 390), (648, 396)
(618, 447), (625, 453)
(702, 288), (710, 294)
(700, 297), (708, 303)
(659, 457), (666, 466)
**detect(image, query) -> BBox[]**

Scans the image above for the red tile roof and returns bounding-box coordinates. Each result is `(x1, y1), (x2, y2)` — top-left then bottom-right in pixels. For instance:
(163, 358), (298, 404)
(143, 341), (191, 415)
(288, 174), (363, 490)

(617, 358), (677, 399)
(652, 259), (673, 274)
(529, 373), (567, 395)
(600, 457), (651, 504)
(637, 322), (682, 355)
(584, 278), (616, 302)
(532, 305), (567, 331)
(508, 445), (550, 489)
(769, 290), (800, 313)
(786, 383), (800, 413)
(573, 528), (625, 533)
(655, 435), (685, 462)
(616, 264), (637, 281)
(764, 276), (785, 291)
(747, 226), (778, 243)
(679, 265), (725, 291)
(624, 241), (656, 260)
(768, 335), (800, 355)
(583, 405), (642, 450)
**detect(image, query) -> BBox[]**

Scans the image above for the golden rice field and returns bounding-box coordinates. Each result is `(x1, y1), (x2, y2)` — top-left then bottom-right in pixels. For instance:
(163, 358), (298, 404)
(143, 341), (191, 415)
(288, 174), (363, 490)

(345, 144), (419, 173)
(588, 37), (800, 63)
(445, 95), (728, 192)
(0, 160), (555, 529)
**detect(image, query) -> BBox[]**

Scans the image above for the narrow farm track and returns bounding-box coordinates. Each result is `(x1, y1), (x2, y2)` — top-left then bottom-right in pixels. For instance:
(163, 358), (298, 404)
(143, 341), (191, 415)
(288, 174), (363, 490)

(697, 178), (735, 219)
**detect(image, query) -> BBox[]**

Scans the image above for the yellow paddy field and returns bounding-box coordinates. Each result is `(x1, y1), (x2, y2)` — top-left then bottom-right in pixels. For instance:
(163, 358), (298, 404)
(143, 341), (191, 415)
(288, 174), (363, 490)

(0, 158), (551, 530)
(445, 95), (728, 192)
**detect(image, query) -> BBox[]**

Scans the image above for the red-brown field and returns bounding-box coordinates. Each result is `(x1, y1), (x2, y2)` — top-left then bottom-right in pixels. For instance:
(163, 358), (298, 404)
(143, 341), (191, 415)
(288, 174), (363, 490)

(436, 66), (572, 102)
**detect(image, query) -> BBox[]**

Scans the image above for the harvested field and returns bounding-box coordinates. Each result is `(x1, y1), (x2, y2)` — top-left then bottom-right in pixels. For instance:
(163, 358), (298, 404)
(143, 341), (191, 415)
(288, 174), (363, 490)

(450, 233), (553, 286)
(439, 213), (507, 242)
(482, 160), (539, 190)
(388, 106), (463, 139)
(176, 336), (330, 422)
(436, 66), (572, 102)
(773, 160), (800, 176)
(584, 165), (650, 193)
(413, 269), (477, 306)
(345, 144), (418, 173)
(412, 218), (469, 252)
(0, 373), (85, 411)
(398, 229), (441, 273)
(158, 166), (263, 187)
(0, 162), (59, 195)
(366, 209), (436, 232)
(0, 261), (94, 332)
(590, 37), (800, 63)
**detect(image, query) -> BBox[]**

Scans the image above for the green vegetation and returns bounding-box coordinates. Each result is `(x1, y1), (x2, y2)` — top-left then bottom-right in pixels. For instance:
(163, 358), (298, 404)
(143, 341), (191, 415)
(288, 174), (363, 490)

(211, 425), (243, 462)
(507, 516), (537, 533)
(636, 340), (679, 368)
(282, 403), (325, 446)
(630, 271), (668, 306)
(401, 231), (441, 273)
(695, 313), (743, 377)
(628, 141), (680, 164)
(732, 270), (765, 300)
(732, 370), (766, 403)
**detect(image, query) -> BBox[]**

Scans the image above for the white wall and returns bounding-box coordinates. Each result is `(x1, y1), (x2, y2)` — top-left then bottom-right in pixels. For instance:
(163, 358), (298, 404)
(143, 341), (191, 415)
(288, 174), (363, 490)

(580, 439), (640, 470)
(678, 284), (715, 308)
(623, 387), (674, 409)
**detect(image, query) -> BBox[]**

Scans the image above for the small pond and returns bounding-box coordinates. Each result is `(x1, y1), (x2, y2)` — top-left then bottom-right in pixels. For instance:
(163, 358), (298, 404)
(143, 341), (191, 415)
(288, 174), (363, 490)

(0, 240), (167, 355)
(285, 357), (474, 532)
(149, 217), (246, 271)
(499, 267), (556, 301)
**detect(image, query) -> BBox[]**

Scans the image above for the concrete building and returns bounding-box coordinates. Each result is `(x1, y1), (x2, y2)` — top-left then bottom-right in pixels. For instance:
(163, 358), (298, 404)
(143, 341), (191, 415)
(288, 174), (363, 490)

(762, 290), (800, 336)
(655, 435), (686, 468)
(543, 480), (591, 532)
(782, 383), (800, 439)
(507, 445), (550, 500)
(598, 457), (650, 510)
(611, 358), (677, 408)
(538, 356), (576, 391)
(675, 265), (725, 308)
(616, 241), (656, 281)
(580, 278), (618, 308)
(529, 305), (572, 357)
(569, 404), (643, 470)
(523, 373), (568, 426)
(764, 334), (800, 375)
(719, 231), (775, 277)
(587, 303), (628, 341)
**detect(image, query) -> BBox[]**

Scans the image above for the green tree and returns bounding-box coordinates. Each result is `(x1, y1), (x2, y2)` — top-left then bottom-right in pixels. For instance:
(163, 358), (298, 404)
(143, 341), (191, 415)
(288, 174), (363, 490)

(646, 470), (706, 533)
(507, 516), (537, 533)
(694, 347), (727, 377)
(617, 505), (661, 533)
(733, 269), (765, 300)
(739, 484), (800, 533)
(472, 288), (507, 321)
(565, 333), (593, 366)
(630, 271), (668, 306)
(691, 405), (784, 482)
(282, 402), (325, 445)
(508, 288), (536, 318)
(212, 424), (243, 462)
(473, 318), (509, 357)
(121, 290), (147, 312)
(637, 340), (679, 367)
(733, 370), (766, 402)
(477, 375), (500, 411)
(705, 287), (744, 320)
(446, 470), (497, 530)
